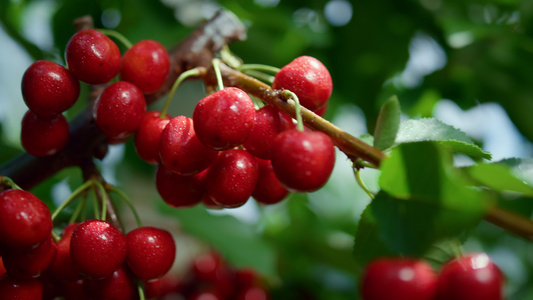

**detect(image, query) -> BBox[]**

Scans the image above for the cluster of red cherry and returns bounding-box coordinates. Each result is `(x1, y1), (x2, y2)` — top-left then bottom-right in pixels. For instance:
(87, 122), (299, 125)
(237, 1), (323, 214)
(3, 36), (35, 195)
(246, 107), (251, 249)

(136, 57), (336, 208)
(143, 251), (270, 300)
(360, 253), (505, 300)
(0, 188), (176, 299)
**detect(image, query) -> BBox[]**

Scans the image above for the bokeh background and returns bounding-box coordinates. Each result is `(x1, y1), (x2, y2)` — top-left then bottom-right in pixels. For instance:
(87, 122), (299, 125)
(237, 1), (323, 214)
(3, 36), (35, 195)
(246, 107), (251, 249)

(1, 0), (533, 299)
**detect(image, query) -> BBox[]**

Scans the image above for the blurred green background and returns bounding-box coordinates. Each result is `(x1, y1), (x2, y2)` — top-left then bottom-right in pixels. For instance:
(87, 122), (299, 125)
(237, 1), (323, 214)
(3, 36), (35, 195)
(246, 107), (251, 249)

(1, 0), (533, 299)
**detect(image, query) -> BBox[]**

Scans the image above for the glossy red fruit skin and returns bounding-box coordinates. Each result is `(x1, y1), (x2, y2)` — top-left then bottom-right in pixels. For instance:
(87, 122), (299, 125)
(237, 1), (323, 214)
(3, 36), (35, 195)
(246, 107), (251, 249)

(270, 129), (335, 192)
(21, 110), (69, 157)
(252, 158), (289, 205)
(272, 56), (332, 111)
(237, 286), (270, 300)
(243, 105), (295, 160)
(65, 29), (121, 84)
(155, 164), (207, 208)
(120, 39), (170, 93)
(0, 189), (52, 249)
(70, 220), (127, 279)
(0, 274), (43, 300)
(134, 111), (171, 164)
(49, 223), (80, 281)
(21, 60), (80, 116)
(95, 81), (146, 139)
(2, 235), (57, 279)
(193, 87), (255, 150)
(360, 258), (437, 300)
(206, 149), (259, 208)
(0, 257), (6, 276)
(160, 116), (219, 175)
(83, 267), (137, 300)
(126, 227), (176, 281)
(435, 253), (504, 300)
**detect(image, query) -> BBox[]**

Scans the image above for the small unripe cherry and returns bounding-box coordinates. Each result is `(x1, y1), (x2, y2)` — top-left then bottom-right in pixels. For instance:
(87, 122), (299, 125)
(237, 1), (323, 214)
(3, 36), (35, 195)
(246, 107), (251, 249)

(0, 189), (52, 249)
(193, 87), (255, 150)
(272, 56), (332, 111)
(21, 110), (69, 157)
(134, 111), (171, 164)
(270, 129), (335, 192)
(94, 81), (146, 139)
(120, 39), (170, 93)
(126, 227), (176, 281)
(65, 29), (121, 84)
(70, 220), (127, 279)
(21, 60), (80, 116)
(159, 115), (219, 175)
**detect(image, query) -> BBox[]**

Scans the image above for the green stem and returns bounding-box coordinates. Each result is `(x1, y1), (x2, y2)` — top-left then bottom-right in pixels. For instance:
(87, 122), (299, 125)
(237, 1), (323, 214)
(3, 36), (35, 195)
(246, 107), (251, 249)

(212, 58), (225, 91)
(160, 67), (206, 118)
(137, 281), (146, 300)
(92, 180), (107, 221)
(91, 188), (100, 220)
(1, 176), (23, 190)
(51, 180), (94, 221)
(97, 29), (133, 49)
(238, 63), (280, 74)
(69, 196), (86, 224)
(241, 70), (275, 84)
(352, 167), (375, 200)
(108, 186), (144, 228)
(51, 231), (61, 243)
(220, 44), (242, 69)
(282, 90), (304, 131)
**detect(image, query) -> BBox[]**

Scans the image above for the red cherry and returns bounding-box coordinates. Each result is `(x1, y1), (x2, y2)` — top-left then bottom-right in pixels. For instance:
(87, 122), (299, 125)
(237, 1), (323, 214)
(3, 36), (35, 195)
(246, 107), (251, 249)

(243, 105), (295, 159)
(270, 129), (335, 192)
(190, 290), (223, 300)
(125, 226), (176, 281)
(2, 235), (57, 279)
(21, 60), (80, 116)
(0, 189), (52, 249)
(94, 81), (146, 139)
(0, 257), (5, 276)
(435, 253), (504, 300)
(237, 286), (270, 300)
(160, 115), (219, 175)
(83, 267), (137, 300)
(272, 56), (332, 111)
(206, 149), (259, 208)
(49, 223), (81, 281)
(70, 220), (127, 279)
(65, 29), (121, 84)
(193, 87), (255, 150)
(134, 111), (171, 164)
(120, 39), (170, 93)
(252, 158), (289, 205)
(60, 279), (86, 300)
(0, 274), (43, 300)
(21, 110), (69, 157)
(360, 258), (437, 300)
(155, 164), (207, 208)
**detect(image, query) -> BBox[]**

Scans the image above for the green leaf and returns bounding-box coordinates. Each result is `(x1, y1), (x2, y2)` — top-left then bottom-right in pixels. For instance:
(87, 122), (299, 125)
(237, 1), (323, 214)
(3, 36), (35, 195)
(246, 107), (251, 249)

(498, 158), (533, 187)
(353, 204), (395, 268)
(375, 142), (489, 256)
(464, 160), (533, 196)
(373, 95), (401, 150)
(158, 204), (277, 276)
(395, 118), (491, 160)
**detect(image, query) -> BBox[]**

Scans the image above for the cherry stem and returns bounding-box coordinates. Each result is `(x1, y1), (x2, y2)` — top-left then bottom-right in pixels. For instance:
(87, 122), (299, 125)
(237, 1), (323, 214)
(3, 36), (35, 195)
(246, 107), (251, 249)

(92, 180), (107, 221)
(212, 58), (225, 91)
(160, 67), (206, 118)
(107, 185), (144, 228)
(137, 281), (146, 300)
(238, 63), (280, 74)
(97, 29), (133, 49)
(220, 44), (242, 69)
(241, 70), (274, 84)
(69, 196), (86, 224)
(0, 176), (22, 190)
(282, 90), (304, 131)
(51, 179), (94, 221)
(352, 166), (375, 200)
(51, 231), (61, 243)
